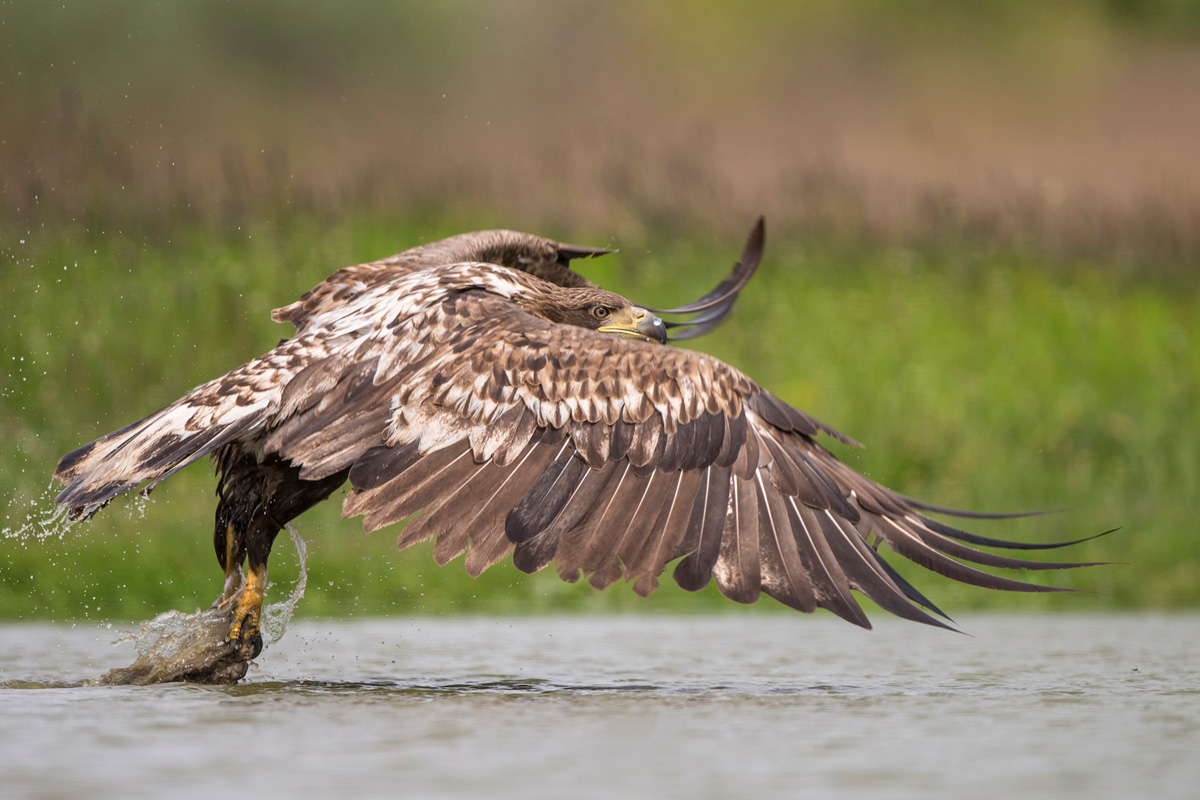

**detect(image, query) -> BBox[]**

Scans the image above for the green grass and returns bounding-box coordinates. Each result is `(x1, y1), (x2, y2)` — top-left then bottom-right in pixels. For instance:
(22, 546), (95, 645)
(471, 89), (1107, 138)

(2, 215), (1198, 622)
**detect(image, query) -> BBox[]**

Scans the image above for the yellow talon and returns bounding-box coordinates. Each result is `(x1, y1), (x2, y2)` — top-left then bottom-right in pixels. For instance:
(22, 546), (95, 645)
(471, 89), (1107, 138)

(226, 564), (266, 657)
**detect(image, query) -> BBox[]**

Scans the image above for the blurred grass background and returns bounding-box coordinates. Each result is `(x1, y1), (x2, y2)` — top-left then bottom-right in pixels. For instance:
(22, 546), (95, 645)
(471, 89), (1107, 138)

(2, 1), (1198, 621)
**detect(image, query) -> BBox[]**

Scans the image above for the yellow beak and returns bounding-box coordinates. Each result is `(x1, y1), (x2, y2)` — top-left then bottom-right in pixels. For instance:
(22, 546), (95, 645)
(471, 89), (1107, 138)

(598, 307), (667, 344)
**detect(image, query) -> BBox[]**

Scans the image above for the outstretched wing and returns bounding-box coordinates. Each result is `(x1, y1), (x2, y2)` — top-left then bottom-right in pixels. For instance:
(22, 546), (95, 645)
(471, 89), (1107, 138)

(260, 270), (1098, 630)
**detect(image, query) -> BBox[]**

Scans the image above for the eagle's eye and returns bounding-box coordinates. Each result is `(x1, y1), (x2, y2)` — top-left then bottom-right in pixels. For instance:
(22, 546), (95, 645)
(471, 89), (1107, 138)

(590, 306), (612, 320)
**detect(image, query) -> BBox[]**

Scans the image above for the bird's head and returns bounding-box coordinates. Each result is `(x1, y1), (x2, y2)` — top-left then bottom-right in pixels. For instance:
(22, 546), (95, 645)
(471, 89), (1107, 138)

(522, 286), (667, 344)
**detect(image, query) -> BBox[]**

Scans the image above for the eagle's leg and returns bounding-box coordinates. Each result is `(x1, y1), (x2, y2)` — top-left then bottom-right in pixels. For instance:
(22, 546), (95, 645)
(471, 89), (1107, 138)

(211, 450), (349, 661)
(211, 505), (275, 661)
(214, 523), (246, 606)
(224, 522), (274, 660)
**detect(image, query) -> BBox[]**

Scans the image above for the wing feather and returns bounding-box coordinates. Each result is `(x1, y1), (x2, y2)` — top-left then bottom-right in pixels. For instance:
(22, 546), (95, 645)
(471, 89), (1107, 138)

(785, 499), (869, 626)
(814, 508), (955, 629)
(273, 229), (611, 332)
(755, 473), (818, 613)
(588, 470), (670, 590)
(459, 438), (573, 577)
(672, 465), (733, 591)
(712, 475), (762, 604)
(553, 462), (635, 583)
(426, 437), (559, 567)
(511, 462), (615, 574)
(54, 337), (316, 516)
(629, 468), (704, 596)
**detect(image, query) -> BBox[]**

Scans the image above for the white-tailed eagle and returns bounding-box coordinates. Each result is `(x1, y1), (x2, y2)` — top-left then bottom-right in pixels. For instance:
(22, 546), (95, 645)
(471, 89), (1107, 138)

(54, 220), (1099, 677)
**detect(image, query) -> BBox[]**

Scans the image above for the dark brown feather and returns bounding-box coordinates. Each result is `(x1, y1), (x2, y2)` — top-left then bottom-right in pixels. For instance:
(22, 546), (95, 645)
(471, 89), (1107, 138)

(755, 475), (818, 613)
(355, 439), (475, 535)
(713, 475), (762, 604)
(458, 439), (573, 577)
(630, 469), (704, 596)
(511, 462), (615, 573)
(505, 452), (591, 544)
(627, 413), (665, 468)
(404, 459), (517, 563)
(794, 450), (861, 522)
(672, 465), (732, 592)
(813, 508), (953, 629)
(866, 513), (1078, 593)
(587, 471), (669, 590)
(787, 500), (870, 626)
(553, 462), (635, 583)
(658, 417), (696, 472)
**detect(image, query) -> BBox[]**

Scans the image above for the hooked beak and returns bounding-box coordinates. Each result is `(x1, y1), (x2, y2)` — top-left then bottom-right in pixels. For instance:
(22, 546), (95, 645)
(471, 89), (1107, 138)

(598, 307), (668, 345)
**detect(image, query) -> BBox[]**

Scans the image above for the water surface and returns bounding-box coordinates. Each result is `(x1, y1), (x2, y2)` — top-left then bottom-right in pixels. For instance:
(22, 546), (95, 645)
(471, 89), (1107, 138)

(1, 614), (1196, 799)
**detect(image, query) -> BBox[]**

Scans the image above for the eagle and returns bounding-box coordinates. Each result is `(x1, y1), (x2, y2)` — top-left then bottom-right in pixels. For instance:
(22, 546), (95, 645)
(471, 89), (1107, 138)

(54, 219), (1097, 678)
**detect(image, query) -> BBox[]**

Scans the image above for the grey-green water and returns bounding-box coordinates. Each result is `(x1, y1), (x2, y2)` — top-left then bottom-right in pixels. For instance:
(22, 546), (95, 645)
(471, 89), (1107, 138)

(1, 614), (1196, 799)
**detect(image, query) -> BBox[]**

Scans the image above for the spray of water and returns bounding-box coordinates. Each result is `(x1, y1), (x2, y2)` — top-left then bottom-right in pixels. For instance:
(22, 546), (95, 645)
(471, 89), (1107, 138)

(263, 523), (308, 646)
(1, 483), (74, 541)
(6, 479), (310, 684)
(89, 523), (310, 685)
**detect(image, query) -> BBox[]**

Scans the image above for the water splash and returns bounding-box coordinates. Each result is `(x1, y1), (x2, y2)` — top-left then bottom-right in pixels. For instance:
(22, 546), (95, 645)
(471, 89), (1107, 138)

(262, 523), (308, 646)
(4, 478), (311, 685)
(1, 482), (73, 541)
(2, 479), (159, 543)
(90, 524), (311, 685)
(88, 606), (249, 685)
